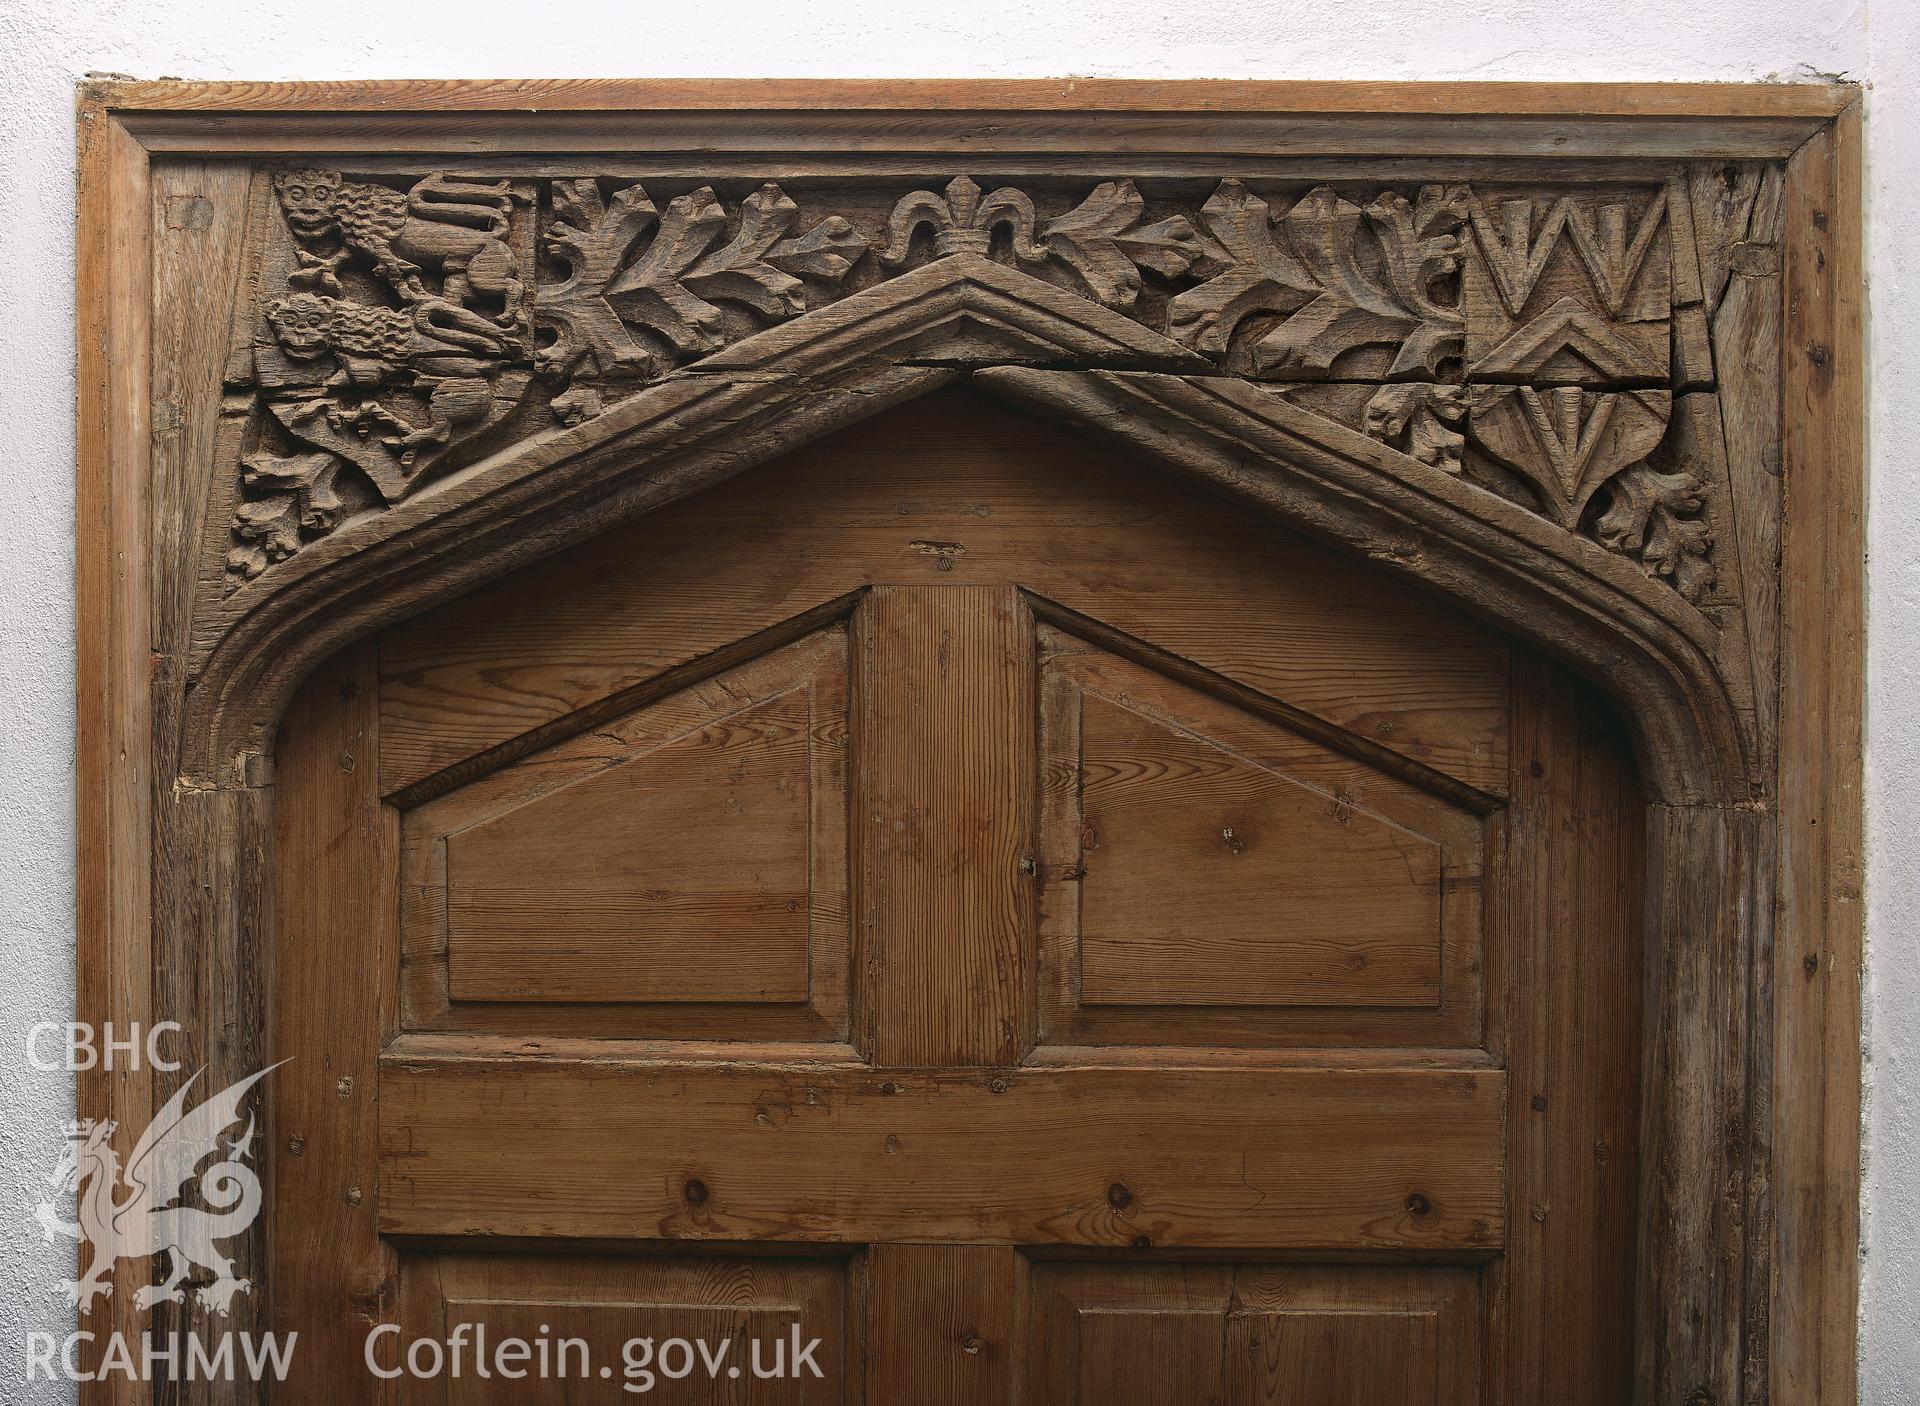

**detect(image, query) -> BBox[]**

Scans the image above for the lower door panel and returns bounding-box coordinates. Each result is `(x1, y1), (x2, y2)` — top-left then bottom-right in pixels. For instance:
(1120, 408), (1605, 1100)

(391, 1248), (1481, 1404)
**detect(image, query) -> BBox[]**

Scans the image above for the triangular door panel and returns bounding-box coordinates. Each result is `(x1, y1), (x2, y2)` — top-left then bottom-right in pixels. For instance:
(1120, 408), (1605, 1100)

(1076, 690), (1444, 1007)
(446, 687), (813, 1003)
(1036, 619), (1488, 1048)
(398, 621), (849, 1035)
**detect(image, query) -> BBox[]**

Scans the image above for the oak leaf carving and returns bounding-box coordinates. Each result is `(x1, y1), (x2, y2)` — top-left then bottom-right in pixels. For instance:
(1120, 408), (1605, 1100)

(538, 179), (660, 388)
(1597, 464), (1716, 602)
(537, 180), (866, 421)
(1169, 180), (1468, 377)
(1037, 180), (1215, 308)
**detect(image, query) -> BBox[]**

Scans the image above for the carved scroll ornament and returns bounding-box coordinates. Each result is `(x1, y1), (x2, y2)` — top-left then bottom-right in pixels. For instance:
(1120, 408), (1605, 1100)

(229, 168), (1726, 602)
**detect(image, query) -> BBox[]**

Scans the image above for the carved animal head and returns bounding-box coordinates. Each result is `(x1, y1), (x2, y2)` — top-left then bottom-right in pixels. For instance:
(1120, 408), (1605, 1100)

(274, 168), (344, 239)
(266, 293), (336, 361)
(267, 294), (413, 371)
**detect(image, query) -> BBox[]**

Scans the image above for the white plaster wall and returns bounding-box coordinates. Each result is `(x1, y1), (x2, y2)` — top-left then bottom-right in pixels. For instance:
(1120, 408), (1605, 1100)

(0, 0), (1912, 1399)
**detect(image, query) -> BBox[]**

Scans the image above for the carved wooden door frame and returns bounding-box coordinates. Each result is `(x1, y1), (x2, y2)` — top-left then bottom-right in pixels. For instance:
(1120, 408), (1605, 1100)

(74, 79), (1863, 1405)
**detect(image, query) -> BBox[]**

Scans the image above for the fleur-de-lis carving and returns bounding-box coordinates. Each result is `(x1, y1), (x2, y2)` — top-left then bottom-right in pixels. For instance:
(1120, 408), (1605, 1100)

(878, 176), (1044, 262)
(879, 176), (1212, 310)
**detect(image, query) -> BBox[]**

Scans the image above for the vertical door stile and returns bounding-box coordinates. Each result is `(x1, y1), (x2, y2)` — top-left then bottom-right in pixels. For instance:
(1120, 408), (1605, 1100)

(856, 584), (1036, 1070)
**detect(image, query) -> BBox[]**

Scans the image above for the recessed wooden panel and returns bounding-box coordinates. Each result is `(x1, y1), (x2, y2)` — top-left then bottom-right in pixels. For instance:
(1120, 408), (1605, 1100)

(1237, 1311), (1439, 1405)
(399, 624), (849, 1038)
(1029, 1263), (1479, 1406)
(1037, 623), (1489, 1048)
(445, 688), (812, 1004)
(1077, 691), (1444, 1008)
(378, 388), (1509, 800)
(379, 1055), (1505, 1251)
(395, 1250), (848, 1405)
(1076, 1309), (1227, 1402)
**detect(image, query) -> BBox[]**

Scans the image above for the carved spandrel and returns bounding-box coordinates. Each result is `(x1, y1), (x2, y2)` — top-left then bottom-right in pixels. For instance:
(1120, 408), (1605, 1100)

(224, 168), (1736, 605)
(227, 170), (541, 586)
(1281, 376), (1714, 603)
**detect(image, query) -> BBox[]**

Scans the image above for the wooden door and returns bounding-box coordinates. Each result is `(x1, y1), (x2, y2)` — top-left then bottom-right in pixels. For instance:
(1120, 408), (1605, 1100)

(271, 388), (1643, 1403)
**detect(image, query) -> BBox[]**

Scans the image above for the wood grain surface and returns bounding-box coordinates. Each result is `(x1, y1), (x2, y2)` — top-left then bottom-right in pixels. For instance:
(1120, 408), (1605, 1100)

(378, 1057), (1506, 1249)
(83, 82), (1864, 1406)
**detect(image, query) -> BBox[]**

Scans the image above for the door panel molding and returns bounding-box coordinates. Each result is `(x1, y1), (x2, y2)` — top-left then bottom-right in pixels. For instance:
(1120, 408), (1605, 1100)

(398, 623), (853, 1038)
(77, 79), (1863, 1404)
(1034, 615), (1490, 1046)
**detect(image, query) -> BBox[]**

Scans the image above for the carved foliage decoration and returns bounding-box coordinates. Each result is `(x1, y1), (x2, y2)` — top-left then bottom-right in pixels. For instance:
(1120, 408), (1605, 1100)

(227, 169), (1724, 602)
(878, 176), (1215, 310)
(537, 180), (866, 424)
(1169, 180), (1469, 378)
(1363, 383), (1470, 475)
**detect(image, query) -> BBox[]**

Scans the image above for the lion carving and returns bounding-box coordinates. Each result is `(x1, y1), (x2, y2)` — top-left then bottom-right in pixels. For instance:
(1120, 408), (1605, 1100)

(264, 290), (520, 451)
(273, 168), (526, 323)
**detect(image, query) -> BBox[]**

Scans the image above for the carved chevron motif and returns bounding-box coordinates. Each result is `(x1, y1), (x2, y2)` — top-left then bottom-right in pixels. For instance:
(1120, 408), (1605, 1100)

(1469, 385), (1672, 526)
(1467, 189), (1669, 319)
(1462, 187), (1671, 384)
(226, 169), (1717, 601)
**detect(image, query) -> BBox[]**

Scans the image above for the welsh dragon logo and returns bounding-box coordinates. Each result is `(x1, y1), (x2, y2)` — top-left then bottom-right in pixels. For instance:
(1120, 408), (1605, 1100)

(33, 1064), (281, 1314)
